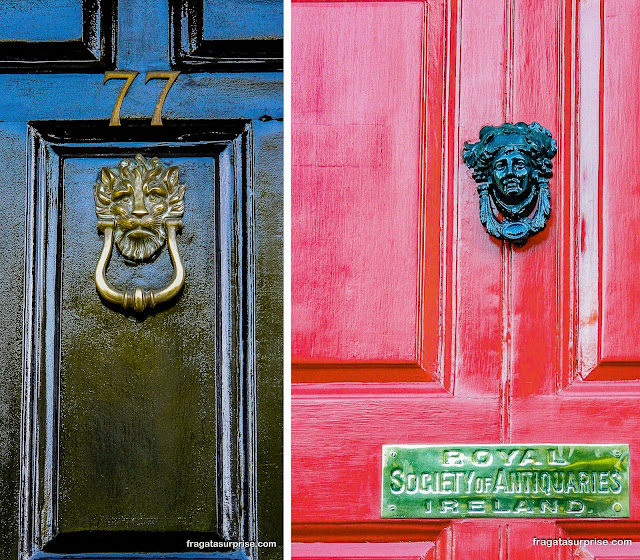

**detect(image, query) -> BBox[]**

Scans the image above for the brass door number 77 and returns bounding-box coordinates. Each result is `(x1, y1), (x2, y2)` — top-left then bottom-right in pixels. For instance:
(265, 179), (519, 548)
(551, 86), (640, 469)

(104, 70), (180, 126)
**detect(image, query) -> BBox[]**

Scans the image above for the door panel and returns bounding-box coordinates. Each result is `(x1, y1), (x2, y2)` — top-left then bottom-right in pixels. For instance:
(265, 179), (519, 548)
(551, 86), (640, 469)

(599, 0), (640, 365)
(0, 1), (282, 559)
(580, 542), (640, 560)
(170, 0), (282, 71)
(0, 1), (83, 42)
(292, 2), (423, 369)
(23, 123), (254, 554)
(0, 0), (116, 72)
(292, 0), (640, 557)
(291, 391), (500, 524)
(578, 0), (640, 378)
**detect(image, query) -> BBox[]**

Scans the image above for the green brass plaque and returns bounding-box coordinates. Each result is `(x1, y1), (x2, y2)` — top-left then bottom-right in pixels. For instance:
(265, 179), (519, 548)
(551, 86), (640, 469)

(381, 444), (629, 519)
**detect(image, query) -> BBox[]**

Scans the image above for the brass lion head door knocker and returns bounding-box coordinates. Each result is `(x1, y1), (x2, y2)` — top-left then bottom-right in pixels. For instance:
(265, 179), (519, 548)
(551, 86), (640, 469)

(94, 154), (186, 313)
(462, 122), (557, 246)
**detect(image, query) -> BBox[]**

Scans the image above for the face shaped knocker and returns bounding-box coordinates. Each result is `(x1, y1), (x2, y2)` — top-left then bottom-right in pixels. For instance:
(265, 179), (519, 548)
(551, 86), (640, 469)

(462, 122), (557, 246)
(94, 154), (186, 313)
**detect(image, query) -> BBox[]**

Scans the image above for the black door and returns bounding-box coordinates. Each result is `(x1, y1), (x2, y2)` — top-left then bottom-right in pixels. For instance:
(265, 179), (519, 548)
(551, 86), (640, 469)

(0, 1), (282, 559)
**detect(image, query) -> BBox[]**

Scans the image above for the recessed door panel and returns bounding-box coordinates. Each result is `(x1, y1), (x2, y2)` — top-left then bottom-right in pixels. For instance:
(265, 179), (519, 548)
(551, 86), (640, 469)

(576, 0), (640, 378)
(22, 121), (256, 555)
(0, 0), (116, 72)
(170, 0), (283, 71)
(58, 156), (218, 536)
(203, 0), (282, 40)
(0, 0), (83, 41)
(292, 2), (424, 369)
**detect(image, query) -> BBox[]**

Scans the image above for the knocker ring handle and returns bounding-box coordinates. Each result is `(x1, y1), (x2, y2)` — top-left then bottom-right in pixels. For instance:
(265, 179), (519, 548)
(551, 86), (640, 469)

(95, 218), (185, 313)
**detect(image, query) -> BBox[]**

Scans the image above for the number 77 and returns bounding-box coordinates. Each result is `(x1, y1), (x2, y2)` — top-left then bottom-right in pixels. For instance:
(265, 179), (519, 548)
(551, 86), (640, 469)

(104, 70), (180, 126)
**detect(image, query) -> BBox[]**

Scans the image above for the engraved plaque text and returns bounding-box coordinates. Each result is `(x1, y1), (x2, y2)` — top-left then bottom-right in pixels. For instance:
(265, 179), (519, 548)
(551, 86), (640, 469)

(381, 444), (630, 518)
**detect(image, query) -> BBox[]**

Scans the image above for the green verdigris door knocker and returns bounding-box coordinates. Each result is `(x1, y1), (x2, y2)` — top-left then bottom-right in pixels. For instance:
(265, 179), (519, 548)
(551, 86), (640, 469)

(94, 154), (186, 313)
(462, 122), (557, 246)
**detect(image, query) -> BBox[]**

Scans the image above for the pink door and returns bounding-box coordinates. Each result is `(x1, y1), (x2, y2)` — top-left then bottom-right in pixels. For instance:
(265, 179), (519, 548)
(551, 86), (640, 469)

(292, 0), (640, 557)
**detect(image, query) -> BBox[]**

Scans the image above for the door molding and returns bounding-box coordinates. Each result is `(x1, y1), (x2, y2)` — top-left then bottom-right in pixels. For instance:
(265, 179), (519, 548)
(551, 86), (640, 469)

(169, 0), (282, 72)
(20, 120), (256, 559)
(0, 0), (117, 73)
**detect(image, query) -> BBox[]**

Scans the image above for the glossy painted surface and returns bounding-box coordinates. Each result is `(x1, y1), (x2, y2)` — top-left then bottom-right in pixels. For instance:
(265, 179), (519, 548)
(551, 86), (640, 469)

(292, 0), (640, 556)
(292, 2), (426, 374)
(0, 1), (283, 559)
(576, 0), (640, 378)
(171, 0), (283, 72)
(0, 0), (83, 42)
(60, 154), (219, 535)
(23, 123), (256, 555)
(203, 0), (283, 40)
(0, 0), (115, 72)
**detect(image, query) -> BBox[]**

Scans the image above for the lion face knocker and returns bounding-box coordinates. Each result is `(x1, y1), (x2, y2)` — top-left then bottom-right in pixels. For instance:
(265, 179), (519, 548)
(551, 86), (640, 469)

(94, 154), (186, 313)
(462, 122), (557, 246)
